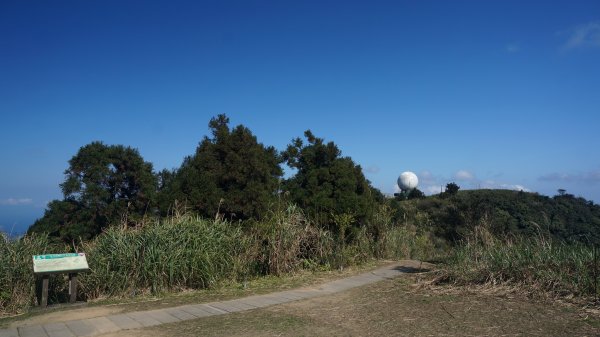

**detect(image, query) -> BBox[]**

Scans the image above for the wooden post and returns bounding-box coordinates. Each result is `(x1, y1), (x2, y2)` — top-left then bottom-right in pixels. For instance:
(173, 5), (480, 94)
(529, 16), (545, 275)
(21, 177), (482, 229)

(33, 253), (89, 308)
(69, 273), (78, 303)
(41, 275), (49, 307)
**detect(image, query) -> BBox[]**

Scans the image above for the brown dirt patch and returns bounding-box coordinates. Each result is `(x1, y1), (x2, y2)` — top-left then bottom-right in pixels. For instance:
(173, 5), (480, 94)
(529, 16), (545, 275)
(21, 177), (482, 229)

(101, 275), (600, 337)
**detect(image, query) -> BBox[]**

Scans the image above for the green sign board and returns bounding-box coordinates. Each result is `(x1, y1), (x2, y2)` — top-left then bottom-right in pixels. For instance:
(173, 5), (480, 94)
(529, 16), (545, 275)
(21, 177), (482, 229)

(32, 253), (89, 274)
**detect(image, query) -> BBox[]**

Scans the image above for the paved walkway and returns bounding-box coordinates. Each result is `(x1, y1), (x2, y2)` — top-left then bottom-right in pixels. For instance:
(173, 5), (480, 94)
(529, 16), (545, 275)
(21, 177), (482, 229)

(0, 263), (413, 337)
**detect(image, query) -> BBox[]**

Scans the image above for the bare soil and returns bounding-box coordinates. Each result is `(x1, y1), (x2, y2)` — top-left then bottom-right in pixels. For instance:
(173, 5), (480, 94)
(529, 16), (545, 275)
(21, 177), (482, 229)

(103, 275), (600, 337)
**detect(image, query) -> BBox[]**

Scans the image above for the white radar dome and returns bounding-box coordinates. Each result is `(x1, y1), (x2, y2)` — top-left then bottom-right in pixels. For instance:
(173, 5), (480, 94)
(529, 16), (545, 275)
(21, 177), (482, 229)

(398, 171), (418, 191)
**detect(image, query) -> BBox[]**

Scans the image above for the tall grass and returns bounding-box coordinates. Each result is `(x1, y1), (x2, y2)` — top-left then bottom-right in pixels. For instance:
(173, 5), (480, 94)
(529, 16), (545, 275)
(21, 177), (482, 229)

(0, 216), (246, 316)
(370, 204), (439, 262)
(249, 205), (332, 275)
(80, 214), (245, 299)
(442, 225), (599, 297)
(0, 205), (455, 317)
(0, 233), (61, 315)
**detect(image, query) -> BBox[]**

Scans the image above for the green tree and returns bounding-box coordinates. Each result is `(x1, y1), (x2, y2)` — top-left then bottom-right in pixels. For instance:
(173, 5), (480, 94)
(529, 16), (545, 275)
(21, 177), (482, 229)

(282, 130), (377, 229)
(29, 142), (157, 241)
(407, 188), (425, 199)
(443, 182), (460, 197)
(159, 114), (282, 220)
(28, 199), (83, 242)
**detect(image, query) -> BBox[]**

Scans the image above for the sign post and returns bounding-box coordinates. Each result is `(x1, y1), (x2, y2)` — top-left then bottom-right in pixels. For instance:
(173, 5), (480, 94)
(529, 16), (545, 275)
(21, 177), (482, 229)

(41, 275), (49, 307)
(32, 253), (89, 307)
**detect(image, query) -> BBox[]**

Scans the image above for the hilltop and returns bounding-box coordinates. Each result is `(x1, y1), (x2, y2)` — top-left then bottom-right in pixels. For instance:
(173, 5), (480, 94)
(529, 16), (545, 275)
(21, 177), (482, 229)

(391, 189), (600, 245)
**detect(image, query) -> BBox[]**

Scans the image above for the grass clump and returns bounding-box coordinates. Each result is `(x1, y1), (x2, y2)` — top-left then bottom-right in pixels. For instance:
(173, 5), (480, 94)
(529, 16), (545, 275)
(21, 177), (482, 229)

(370, 204), (439, 262)
(249, 205), (332, 276)
(441, 225), (600, 298)
(80, 214), (245, 299)
(0, 233), (60, 315)
(0, 215), (248, 317)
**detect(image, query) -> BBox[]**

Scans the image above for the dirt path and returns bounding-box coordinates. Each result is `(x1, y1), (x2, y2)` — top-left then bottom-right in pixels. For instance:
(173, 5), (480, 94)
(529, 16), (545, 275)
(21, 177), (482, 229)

(104, 275), (600, 337)
(4, 260), (408, 329)
(7, 307), (124, 329)
(0, 260), (427, 330)
(4, 260), (598, 336)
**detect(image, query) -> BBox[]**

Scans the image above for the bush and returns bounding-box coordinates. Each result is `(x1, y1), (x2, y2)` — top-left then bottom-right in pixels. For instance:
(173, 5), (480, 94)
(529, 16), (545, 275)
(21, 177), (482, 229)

(80, 215), (246, 299)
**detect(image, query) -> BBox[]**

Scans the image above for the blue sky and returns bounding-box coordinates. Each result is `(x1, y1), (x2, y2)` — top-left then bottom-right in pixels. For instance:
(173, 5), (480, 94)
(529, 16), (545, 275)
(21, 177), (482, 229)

(1, 0), (599, 235)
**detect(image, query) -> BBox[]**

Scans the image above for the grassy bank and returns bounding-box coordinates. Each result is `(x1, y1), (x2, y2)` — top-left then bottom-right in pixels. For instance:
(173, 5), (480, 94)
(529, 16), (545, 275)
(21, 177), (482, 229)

(2, 205), (598, 317)
(0, 205), (436, 316)
(440, 225), (600, 299)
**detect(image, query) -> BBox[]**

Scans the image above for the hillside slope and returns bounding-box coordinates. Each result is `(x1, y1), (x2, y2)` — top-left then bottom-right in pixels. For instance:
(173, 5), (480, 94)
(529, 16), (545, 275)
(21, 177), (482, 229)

(392, 189), (600, 244)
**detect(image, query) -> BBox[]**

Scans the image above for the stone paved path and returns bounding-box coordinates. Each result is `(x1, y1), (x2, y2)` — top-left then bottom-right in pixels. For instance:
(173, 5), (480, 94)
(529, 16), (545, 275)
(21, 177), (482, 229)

(0, 263), (411, 337)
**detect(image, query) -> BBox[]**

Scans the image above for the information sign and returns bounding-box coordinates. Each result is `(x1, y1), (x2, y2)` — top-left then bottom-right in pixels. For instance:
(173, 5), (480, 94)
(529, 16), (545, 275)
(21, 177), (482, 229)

(32, 253), (89, 274)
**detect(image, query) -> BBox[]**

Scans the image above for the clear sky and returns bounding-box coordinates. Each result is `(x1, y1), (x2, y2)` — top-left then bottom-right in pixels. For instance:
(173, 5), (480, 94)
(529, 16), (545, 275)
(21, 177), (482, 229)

(1, 0), (599, 235)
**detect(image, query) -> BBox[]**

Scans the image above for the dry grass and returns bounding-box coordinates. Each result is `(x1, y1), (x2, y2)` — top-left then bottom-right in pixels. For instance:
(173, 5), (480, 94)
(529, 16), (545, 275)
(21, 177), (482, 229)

(437, 224), (600, 302)
(102, 273), (600, 337)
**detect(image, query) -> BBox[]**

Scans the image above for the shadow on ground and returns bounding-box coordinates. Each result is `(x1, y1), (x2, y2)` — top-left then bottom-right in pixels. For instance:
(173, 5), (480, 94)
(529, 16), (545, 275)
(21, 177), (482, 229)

(393, 266), (430, 273)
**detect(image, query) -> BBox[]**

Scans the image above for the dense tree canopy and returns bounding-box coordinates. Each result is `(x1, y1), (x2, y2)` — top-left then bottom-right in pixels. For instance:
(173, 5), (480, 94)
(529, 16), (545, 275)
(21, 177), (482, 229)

(26, 199), (84, 242)
(443, 182), (460, 197)
(159, 115), (282, 220)
(282, 130), (377, 228)
(407, 188), (425, 200)
(28, 116), (600, 248)
(29, 142), (157, 242)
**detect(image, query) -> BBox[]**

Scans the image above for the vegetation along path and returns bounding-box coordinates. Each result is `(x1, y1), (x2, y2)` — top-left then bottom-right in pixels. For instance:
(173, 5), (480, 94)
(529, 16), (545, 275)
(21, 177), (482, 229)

(0, 261), (425, 337)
